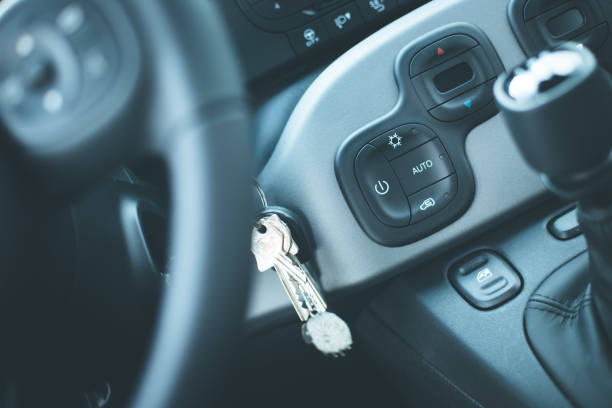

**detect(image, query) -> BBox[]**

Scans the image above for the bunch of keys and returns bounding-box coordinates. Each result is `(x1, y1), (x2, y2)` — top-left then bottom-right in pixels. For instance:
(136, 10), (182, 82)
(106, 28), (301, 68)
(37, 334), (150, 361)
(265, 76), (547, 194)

(251, 183), (352, 356)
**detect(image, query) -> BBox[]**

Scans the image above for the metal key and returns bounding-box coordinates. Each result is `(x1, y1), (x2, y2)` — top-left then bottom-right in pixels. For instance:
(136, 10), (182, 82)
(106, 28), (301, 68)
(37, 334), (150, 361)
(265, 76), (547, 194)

(251, 181), (352, 356)
(252, 214), (326, 321)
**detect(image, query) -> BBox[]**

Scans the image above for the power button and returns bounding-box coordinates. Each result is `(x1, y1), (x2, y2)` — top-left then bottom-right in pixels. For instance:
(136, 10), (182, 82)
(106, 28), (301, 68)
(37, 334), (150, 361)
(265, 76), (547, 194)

(374, 180), (390, 195)
(355, 145), (411, 226)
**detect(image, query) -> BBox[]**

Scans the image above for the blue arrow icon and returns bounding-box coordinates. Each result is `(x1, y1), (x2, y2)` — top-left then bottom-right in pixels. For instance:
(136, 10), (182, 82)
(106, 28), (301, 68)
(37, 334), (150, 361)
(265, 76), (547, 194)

(464, 99), (472, 108)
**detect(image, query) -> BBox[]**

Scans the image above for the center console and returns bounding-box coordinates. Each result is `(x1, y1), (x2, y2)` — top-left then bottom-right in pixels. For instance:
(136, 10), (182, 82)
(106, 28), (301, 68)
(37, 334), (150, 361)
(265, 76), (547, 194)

(335, 24), (503, 245)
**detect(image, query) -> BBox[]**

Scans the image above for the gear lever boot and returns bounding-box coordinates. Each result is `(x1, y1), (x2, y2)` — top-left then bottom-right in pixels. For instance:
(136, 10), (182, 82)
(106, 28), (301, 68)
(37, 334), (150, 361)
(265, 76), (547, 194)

(494, 43), (612, 407)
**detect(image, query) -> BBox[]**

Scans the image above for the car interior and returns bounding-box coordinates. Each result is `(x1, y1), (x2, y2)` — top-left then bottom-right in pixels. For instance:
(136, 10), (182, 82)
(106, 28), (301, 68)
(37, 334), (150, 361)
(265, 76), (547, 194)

(0, 0), (611, 407)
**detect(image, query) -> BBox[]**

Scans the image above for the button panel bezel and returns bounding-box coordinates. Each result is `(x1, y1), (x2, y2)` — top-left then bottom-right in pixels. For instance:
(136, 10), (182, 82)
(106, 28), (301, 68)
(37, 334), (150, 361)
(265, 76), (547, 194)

(335, 23), (504, 246)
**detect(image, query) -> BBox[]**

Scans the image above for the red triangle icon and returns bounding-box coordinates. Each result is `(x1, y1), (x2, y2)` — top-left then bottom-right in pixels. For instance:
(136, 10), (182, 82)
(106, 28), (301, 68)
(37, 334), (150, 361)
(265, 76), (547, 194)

(437, 47), (445, 56)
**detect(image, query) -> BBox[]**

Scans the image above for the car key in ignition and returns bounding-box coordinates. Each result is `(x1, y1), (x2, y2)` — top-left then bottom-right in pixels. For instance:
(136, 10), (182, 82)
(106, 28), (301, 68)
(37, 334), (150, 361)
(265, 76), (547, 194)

(251, 182), (352, 356)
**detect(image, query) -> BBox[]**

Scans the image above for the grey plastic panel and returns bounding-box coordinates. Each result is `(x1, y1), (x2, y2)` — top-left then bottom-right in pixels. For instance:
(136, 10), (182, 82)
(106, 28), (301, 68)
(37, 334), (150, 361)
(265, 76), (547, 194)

(249, 0), (548, 321)
(361, 200), (586, 407)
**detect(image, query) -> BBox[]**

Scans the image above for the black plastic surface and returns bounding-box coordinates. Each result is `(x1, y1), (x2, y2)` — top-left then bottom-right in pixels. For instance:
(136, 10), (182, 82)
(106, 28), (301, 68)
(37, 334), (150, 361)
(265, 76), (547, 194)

(548, 206), (582, 240)
(236, 0), (353, 33)
(253, 0), (312, 19)
(335, 23), (504, 246)
(507, 0), (612, 71)
(358, 200), (585, 407)
(412, 46), (495, 109)
(546, 8), (585, 37)
(448, 250), (522, 309)
(228, 0), (427, 83)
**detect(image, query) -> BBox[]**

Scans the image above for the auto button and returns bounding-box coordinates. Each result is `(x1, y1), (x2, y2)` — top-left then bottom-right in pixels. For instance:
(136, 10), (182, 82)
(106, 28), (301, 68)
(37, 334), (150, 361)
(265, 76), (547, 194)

(355, 145), (411, 226)
(390, 138), (454, 196)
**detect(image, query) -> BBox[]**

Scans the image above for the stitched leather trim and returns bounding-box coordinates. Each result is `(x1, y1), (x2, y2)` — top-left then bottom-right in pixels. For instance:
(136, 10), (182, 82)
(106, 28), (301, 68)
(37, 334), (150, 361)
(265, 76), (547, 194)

(530, 289), (591, 313)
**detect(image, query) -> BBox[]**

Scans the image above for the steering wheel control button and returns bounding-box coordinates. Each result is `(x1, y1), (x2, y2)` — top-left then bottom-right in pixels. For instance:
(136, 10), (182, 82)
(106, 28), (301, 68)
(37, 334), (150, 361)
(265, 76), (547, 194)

(57, 4), (86, 35)
(412, 46), (495, 109)
(83, 49), (109, 79)
(287, 21), (330, 54)
(355, 145), (411, 226)
(370, 124), (436, 160)
(409, 34), (479, 77)
(42, 88), (64, 113)
(15, 33), (35, 58)
(356, 0), (399, 22)
(407, 174), (457, 224)
(0, 77), (25, 107)
(324, 4), (364, 36)
(448, 251), (522, 310)
(389, 138), (454, 196)
(429, 79), (495, 122)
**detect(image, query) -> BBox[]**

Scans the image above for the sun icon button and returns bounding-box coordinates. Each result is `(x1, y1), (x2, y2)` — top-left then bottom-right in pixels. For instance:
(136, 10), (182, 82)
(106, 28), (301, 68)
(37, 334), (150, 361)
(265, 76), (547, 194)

(388, 132), (402, 150)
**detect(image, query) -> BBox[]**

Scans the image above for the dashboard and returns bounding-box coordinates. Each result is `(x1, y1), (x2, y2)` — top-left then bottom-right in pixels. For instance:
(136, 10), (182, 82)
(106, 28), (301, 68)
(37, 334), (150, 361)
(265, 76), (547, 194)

(220, 0), (430, 87)
(2, 1), (611, 406)
(230, 2), (612, 405)
(231, 0), (612, 323)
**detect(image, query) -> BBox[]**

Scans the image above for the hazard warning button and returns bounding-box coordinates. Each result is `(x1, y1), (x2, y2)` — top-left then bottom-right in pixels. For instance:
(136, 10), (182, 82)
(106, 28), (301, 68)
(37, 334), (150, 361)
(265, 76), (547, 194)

(409, 34), (478, 77)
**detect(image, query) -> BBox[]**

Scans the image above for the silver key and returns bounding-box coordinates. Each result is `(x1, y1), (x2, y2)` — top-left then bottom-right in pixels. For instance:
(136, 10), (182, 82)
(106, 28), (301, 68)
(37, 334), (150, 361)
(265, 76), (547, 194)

(251, 181), (352, 356)
(252, 214), (326, 321)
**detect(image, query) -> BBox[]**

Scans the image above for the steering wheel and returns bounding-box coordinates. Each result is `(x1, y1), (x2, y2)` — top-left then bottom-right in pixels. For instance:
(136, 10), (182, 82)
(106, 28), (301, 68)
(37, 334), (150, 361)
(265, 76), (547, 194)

(0, 1), (251, 407)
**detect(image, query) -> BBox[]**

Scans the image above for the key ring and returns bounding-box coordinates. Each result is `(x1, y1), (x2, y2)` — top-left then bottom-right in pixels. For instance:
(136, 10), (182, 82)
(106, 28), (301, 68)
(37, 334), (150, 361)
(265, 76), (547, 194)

(253, 178), (268, 209)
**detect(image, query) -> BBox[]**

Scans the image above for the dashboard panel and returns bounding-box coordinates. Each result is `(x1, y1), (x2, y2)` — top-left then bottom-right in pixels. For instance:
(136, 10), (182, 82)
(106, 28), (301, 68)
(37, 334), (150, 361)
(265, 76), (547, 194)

(247, 0), (612, 323)
(219, 0), (430, 85)
(248, 0), (550, 322)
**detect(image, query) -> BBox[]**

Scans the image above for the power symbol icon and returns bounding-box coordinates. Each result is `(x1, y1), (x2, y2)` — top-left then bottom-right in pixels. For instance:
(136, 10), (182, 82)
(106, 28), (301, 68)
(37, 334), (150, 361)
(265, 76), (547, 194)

(374, 180), (390, 196)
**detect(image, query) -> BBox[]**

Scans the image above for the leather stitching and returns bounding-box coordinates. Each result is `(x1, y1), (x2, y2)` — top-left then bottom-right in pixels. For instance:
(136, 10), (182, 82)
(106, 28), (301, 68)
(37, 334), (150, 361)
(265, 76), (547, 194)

(526, 299), (592, 326)
(528, 298), (592, 311)
(526, 302), (591, 316)
(531, 293), (588, 305)
(530, 289), (591, 311)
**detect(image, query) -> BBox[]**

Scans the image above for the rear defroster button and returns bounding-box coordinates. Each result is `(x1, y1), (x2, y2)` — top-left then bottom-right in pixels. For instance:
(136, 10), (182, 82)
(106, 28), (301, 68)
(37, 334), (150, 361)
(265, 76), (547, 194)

(355, 145), (412, 226)
(408, 174), (458, 224)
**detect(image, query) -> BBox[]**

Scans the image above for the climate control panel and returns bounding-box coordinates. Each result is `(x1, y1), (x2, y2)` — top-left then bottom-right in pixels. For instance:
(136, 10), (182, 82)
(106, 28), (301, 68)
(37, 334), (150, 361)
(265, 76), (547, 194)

(355, 125), (458, 227)
(335, 23), (504, 246)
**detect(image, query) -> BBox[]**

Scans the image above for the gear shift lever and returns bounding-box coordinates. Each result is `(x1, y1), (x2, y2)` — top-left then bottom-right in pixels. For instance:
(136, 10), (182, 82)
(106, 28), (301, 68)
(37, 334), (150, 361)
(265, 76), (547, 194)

(495, 44), (612, 189)
(494, 43), (612, 407)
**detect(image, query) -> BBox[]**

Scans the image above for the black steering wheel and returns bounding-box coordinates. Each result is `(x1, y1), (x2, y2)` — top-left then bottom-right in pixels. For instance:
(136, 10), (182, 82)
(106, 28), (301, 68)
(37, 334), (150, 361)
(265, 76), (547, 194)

(0, 1), (252, 407)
